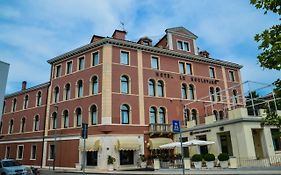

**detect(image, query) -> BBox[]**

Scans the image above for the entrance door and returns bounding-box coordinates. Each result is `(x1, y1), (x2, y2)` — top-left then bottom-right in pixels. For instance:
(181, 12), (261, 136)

(252, 129), (264, 159)
(219, 132), (233, 156)
(86, 151), (98, 166)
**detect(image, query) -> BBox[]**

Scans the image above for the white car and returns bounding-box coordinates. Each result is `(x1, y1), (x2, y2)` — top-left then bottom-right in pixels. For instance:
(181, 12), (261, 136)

(0, 159), (33, 175)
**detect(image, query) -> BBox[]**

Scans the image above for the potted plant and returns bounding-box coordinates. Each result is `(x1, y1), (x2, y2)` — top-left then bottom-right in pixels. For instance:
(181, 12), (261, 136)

(191, 154), (203, 169)
(139, 154), (147, 168)
(204, 153), (215, 168)
(107, 155), (116, 171)
(218, 153), (229, 168)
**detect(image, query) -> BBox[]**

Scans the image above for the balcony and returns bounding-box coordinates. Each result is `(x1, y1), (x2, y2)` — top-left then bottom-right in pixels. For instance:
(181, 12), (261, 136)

(148, 123), (172, 135)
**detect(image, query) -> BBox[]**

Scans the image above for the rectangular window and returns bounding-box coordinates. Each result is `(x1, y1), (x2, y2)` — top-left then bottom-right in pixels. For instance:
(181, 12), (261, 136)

(186, 63), (193, 75)
(179, 62), (185, 74)
(66, 61), (73, 74)
(120, 51), (129, 65)
(55, 65), (61, 78)
(177, 41), (183, 50)
(92, 52), (99, 66)
(120, 150), (134, 165)
(5, 146), (10, 159)
(209, 67), (215, 78)
(229, 71), (235, 82)
(78, 56), (85, 70)
(31, 145), (37, 160)
(183, 42), (190, 51)
(271, 129), (281, 151)
(49, 144), (55, 160)
(151, 56), (159, 70)
(17, 145), (24, 160)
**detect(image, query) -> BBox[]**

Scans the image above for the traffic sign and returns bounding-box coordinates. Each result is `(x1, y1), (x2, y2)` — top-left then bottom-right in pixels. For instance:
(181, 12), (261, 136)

(172, 120), (181, 133)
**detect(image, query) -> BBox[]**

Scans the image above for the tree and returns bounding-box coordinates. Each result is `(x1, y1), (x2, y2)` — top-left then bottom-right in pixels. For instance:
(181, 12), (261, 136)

(250, 0), (281, 128)
(250, 0), (281, 70)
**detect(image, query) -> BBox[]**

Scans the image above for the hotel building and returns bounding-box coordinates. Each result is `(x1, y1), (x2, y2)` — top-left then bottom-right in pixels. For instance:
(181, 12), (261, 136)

(0, 27), (280, 170)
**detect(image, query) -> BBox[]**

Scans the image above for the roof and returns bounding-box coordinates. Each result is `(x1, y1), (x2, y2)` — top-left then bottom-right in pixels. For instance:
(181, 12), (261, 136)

(5, 82), (50, 98)
(47, 37), (242, 69)
(166, 26), (198, 39)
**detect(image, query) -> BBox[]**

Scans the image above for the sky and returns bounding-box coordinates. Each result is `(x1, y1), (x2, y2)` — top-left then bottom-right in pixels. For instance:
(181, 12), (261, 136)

(0, 0), (280, 94)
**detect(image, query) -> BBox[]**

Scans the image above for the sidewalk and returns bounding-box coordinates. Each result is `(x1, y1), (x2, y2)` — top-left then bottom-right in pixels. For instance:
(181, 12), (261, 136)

(42, 166), (281, 175)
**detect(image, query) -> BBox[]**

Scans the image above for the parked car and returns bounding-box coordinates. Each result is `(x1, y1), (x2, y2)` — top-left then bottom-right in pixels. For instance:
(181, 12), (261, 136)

(0, 159), (33, 175)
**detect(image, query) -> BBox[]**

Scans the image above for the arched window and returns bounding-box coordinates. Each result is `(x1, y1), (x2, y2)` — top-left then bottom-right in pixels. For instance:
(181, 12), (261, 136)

(20, 117), (26, 133)
(216, 87), (221, 102)
(210, 87), (215, 102)
(36, 91), (42, 106)
(148, 79), (156, 96)
(159, 107), (166, 124)
(191, 109), (198, 125)
(213, 110), (218, 121)
(157, 80), (164, 97)
(233, 90), (238, 104)
(219, 111), (224, 120)
(75, 108), (82, 127)
(52, 112), (57, 129)
(149, 107), (157, 124)
(184, 108), (190, 126)
(8, 119), (14, 134)
(12, 98), (17, 112)
(77, 80), (83, 98)
(63, 110), (69, 128)
(91, 76), (98, 95)
(23, 95), (29, 109)
(189, 84), (195, 100)
(121, 75), (129, 94)
(121, 104), (130, 124)
(90, 105), (97, 125)
(181, 84), (187, 99)
(64, 84), (71, 100)
(54, 87), (59, 103)
(34, 115), (39, 131)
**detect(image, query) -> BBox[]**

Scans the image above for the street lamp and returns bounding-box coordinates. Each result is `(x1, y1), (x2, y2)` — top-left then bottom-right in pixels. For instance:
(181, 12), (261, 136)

(53, 103), (58, 171)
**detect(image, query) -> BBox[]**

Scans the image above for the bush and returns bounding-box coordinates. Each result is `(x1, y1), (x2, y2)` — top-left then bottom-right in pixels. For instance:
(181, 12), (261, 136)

(139, 154), (146, 162)
(191, 154), (203, 162)
(204, 153), (215, 161)
(107, 155), (116, 164)
(218, 153), (229, 161)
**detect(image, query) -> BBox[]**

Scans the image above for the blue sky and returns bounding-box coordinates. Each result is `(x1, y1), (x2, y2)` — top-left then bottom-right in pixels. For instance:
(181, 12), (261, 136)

(0, 0), (280, 94)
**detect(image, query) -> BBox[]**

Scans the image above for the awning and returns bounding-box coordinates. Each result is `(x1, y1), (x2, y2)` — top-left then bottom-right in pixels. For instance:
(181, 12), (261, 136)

(148, 138), (173, 150)
(79, 138), (101, 151)
(116, 138), (140, 151)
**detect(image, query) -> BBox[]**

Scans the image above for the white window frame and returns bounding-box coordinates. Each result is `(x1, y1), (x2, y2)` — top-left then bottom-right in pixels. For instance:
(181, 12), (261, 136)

(209, 67), (216, 79)
(30, 145), (37, 160)
(49, 144), (55, 160)
(120, 50), (130, 65)
(177, 40), (190, 52)
(16, 145), (24, 160)
(151, 56), (160, 70)
(5, 146), (10, 159)
(55, 64), (62, 78)
(78, 56), (85, 71)
(66, 61), (73, 74)
(91, 51), (99, 66)
(229, 70), (235, 82)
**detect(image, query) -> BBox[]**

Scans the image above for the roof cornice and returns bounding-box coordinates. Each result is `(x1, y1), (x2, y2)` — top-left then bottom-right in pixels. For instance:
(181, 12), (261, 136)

(5, 82), (50, 98)
(47, 38), (242, 69)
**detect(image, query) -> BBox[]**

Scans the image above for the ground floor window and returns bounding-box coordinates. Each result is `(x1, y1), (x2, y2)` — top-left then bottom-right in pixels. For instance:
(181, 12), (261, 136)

(31, 145), (37, 160)
(49, 144), (55, 160)
(86, 151), (98, 166)
(120, 150), (134, 165)
(197, 135), (208, 155)
(5, 146), (10, 159)
(17, 145), (24, 160)
(271, 129), (281, 151)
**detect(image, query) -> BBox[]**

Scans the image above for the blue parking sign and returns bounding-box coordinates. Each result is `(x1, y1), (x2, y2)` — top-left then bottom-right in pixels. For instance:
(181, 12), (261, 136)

(172, 120), (181, 133)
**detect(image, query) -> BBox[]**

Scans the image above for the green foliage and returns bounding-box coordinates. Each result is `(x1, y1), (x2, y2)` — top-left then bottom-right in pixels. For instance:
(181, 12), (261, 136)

(139, 154), (146, 162)
(107, 155), (116, 165)
(203, 153), (215, 161)
(191, 154), (203, 162)
(218, 153), (229, 161)
(250, 0), (281, 15)
(261, 110), (281, 128)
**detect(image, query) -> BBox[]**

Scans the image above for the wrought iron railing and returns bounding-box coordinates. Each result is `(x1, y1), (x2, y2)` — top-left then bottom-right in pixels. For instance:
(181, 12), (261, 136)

(148, 123), (172, 133)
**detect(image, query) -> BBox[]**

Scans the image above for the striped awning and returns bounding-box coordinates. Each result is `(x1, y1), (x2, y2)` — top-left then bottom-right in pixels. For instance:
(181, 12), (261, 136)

(79, 138), (101, 151)
(116, 138), (140, 151)
(148, 138), (173, 150)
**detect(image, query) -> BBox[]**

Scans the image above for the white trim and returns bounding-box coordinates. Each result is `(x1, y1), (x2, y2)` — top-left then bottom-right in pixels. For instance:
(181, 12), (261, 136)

(193, 39), (198, 55)
(0, 138), (43, 144)
(167, 33), (173, 50)
(44, 135), (80, 142)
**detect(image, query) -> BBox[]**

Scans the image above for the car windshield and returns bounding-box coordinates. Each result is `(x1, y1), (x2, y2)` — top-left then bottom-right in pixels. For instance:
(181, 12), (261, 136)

(2, 161), (21, 167)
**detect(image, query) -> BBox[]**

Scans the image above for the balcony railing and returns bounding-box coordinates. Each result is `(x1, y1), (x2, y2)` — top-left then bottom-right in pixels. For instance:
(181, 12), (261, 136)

(148, 123), (172, 134)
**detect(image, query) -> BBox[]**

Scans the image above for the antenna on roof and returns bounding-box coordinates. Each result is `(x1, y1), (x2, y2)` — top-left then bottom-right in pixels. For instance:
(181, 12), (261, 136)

(119, 21), (127, 33)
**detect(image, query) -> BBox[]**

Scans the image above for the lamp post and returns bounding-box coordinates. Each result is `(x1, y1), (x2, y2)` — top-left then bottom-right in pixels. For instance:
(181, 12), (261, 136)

(53, 103), (58, 171)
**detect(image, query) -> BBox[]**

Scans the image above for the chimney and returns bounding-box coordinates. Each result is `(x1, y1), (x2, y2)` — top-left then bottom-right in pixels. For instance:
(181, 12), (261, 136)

(199, 50), (210, 58)
(22, 81), (27, 90)
(112, 30), (127, 40)
(137, 37), (152, 46)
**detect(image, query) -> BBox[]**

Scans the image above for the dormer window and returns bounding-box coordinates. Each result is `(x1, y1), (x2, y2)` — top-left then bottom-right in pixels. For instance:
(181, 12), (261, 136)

(177, 41), (190, 52)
